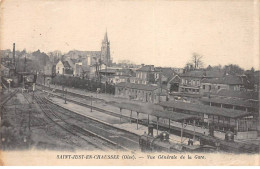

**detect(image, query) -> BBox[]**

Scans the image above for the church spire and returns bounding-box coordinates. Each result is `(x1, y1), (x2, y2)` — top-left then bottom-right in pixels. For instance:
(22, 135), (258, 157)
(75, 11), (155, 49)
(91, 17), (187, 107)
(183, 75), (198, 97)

(104, 29), (108, 42)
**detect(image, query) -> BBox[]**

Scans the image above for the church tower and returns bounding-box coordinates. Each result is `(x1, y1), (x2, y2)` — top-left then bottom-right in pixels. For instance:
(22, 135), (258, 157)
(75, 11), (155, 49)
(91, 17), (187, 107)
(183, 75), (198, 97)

(100, 30), (111, 66)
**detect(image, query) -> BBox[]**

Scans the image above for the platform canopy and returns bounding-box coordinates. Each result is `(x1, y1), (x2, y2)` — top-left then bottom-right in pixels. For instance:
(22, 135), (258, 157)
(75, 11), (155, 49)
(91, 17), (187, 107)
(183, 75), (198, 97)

(109, 101), (200, 122)
(159, 101), (253, 119)
(200, 97), (259, 109)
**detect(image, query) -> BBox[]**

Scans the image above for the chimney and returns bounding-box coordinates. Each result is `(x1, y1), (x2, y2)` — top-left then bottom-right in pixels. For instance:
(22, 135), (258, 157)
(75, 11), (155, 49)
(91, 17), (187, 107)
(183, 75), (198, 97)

(151, 65), (154, 71)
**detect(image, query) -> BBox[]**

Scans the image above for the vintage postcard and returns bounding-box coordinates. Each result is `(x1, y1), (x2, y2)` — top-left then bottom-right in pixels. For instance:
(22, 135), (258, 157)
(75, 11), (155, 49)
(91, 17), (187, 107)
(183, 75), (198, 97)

(0, 0), (259, 166)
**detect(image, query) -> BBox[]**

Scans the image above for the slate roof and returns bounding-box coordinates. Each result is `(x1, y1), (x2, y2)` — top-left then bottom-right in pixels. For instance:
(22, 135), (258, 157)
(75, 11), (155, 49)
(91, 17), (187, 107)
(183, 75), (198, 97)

(99, 69), (117, 74)
(201, 75), (244, 85)
(116, 69), (135, 76)
(168, 75), (181, 84)
(115, 82), (160, 91)
(216, 89), (259, 100)
(110, 102), (199, 121)
(200, 97), (259, 109)
(137, 65), (158, 72)
(62, 61), (71, 68)
(159, 101), (252, 118)
(181, 70), (224, 78)
(161, 68), (175, 79)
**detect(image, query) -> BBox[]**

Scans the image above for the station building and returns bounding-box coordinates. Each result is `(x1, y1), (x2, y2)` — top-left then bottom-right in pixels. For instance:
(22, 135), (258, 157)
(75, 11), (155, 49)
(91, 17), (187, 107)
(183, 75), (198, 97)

(115, 82), (168, 103)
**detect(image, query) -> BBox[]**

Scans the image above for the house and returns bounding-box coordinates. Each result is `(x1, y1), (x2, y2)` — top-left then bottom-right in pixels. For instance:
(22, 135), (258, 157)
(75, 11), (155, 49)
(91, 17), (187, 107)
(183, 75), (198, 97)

(55, 60), (73, 75)
(115, 82), (168, 103)
(110, 69), (135, 84)
(153, 67), (182, 94)
(200, 74), (245, 95)
(172, 68), (184, 74)
(131, 64), (159, 85)
(73, 61), (90, 78)
(178, 70), (224, 95)
(99, 68), (117, 77)
(74, 62), (83, 77)
(154, 67), (175, 84)
(167, 75), (181, 93)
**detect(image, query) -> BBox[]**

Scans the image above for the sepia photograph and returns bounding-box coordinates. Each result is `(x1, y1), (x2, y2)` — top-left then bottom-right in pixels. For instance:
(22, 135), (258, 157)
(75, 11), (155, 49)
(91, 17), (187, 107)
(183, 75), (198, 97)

(0, 0), (259, 166)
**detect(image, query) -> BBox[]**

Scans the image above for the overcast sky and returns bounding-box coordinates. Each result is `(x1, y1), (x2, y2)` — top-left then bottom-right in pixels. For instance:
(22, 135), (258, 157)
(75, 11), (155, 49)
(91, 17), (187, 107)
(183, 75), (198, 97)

(1, 0), (259, 69)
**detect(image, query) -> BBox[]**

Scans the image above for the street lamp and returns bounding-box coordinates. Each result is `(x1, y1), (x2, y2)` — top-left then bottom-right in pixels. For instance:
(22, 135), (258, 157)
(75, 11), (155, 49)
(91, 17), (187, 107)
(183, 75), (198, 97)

(64, 89), (67, 104)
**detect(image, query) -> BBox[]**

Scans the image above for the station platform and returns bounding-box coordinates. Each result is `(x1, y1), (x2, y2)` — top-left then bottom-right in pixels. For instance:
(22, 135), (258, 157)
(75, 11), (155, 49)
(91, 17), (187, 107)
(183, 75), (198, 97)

(50, 96), (205, 145)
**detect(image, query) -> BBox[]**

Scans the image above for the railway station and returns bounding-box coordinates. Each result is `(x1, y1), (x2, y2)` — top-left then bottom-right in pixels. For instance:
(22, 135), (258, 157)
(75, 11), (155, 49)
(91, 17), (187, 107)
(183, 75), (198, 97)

(36, 83), (259, 153)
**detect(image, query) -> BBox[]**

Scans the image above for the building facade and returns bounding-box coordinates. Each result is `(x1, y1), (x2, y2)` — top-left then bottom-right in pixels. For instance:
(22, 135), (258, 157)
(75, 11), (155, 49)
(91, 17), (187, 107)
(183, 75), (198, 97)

(179, 70), (224, 95)
(115, 82), (167, 103)
(132, 65), (158, 85)
(200, 75), (245, 95)
(55, 60), (73, 75)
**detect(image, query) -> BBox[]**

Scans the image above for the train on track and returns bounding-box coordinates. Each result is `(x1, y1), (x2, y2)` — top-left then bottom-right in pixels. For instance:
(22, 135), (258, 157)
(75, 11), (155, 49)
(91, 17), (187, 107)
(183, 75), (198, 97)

(140, 125), (259, 153)
(139, 125), (217, 152)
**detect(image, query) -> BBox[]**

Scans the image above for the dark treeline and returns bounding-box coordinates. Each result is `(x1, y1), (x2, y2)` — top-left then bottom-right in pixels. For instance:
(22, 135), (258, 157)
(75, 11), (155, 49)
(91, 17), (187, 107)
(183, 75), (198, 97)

(51, 76), (115, 95)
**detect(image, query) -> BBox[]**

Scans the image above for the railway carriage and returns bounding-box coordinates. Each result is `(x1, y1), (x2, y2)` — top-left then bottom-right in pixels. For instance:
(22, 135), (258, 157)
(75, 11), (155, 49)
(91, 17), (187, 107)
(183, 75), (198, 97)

(139, 126), (217, 153)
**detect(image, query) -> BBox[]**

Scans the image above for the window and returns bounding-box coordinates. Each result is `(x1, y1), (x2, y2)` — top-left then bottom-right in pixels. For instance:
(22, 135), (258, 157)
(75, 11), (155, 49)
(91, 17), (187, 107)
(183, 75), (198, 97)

(209, 85), (211, 91)
(203, 85), (205, 89)
(218, 86), (220, 89)
(197, 80), (200, 86)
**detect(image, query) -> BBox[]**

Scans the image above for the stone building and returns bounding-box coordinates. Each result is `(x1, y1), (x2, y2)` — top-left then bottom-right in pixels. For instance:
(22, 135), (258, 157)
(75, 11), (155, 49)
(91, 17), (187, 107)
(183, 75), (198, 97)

(115, 82), (168, 103)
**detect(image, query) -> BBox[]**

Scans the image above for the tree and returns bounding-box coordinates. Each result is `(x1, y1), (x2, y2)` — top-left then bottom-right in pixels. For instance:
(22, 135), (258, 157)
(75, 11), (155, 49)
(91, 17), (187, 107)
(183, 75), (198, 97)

(206, 65), (212, 70)
(224, 64), (244, 75)
(191, 53), (204, 69)
(184, 63), (194, 72)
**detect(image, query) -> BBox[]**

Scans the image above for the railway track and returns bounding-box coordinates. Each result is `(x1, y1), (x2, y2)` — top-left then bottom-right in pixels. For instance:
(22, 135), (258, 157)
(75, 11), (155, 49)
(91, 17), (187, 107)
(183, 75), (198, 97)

(38, 87), (137, 122)
(33, 93), (139, 151)
(0, 89), (19, 107)
(0, 89), (19, 117)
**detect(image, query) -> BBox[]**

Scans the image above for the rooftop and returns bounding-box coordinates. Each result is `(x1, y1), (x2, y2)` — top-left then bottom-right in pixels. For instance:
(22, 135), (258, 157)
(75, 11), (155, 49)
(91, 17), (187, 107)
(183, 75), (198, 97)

(62, 61), (71, 68)
(181, 70), (224, 78)
(216, 89), (259, 100)
(99, 69), (117, 74)
(201, 75), (244, 85)
(137, 65), (158, 72)
(159, 101), (252, 119)
(110, 102), (199, 121)
(200, 97), (259, 109)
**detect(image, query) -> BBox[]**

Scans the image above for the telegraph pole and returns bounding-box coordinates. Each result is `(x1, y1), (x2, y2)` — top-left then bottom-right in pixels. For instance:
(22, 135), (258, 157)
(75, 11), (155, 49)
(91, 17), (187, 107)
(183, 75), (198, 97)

(105, 63), (107, 94)
(13, 43), (16, 73)
(91, 95), (93, 112)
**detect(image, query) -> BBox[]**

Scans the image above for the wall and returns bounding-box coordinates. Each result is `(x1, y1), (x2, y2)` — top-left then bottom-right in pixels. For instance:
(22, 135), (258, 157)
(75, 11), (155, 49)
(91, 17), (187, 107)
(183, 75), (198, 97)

(236, 131), (258, 139)
(200, 83), (229, 95)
